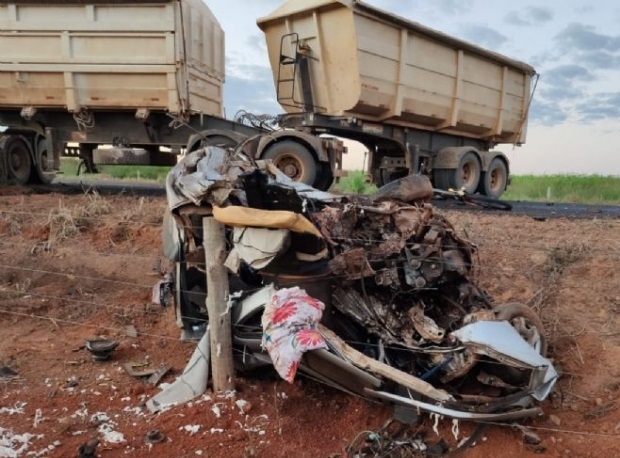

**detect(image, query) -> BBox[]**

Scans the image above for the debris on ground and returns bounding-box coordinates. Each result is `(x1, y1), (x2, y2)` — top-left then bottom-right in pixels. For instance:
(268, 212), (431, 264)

(76, 438), (99, 458)
(84, 339), (118, 362)
(0, 366), (17, 379)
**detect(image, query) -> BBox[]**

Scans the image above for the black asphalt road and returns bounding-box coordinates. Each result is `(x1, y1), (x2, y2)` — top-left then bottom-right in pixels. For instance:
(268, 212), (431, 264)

(11, 178), (620, 220)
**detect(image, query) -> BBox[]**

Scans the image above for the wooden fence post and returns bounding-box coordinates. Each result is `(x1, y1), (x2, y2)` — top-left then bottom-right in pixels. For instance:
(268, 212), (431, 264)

(203, 216), (234, 392)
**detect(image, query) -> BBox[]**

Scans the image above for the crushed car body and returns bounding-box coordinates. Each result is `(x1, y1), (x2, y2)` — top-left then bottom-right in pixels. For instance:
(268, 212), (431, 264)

(157, 144), (557, 421)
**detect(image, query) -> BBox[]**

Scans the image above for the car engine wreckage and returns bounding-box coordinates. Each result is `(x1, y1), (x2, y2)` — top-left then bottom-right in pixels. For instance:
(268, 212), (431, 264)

(152, 142), (557, 423)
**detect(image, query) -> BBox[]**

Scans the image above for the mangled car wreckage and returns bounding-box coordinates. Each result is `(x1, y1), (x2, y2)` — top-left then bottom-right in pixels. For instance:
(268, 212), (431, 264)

(158, 141), (557, 422)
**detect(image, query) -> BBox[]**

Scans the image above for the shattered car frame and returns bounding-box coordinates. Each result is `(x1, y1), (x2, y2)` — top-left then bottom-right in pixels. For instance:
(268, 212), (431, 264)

(159, 143), (556, 422)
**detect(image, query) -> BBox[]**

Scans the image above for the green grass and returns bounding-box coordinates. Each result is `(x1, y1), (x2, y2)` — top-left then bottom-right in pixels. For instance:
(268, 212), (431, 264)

(335, 170), (377, 195)
(503, 175), (620, 204)
(57, 159), (620, 205)
(59, 158), (170, 183)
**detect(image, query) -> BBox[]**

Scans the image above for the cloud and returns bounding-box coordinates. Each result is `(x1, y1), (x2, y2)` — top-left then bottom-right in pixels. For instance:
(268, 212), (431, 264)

(529, 100), (568, 126)
(555, 23), (620, 52)
(459, 25), (508, 48)
(579, 51), (620, 69)
(539, 85), (584, 102)
(575, 92), (620, 122)
(553, 24), (620, 72)
(544, 64), (593, 84)
(433, 0), (473, 15)
(504, 6), (553, 26)
(225, 60), (272, 82)
(223, 76), (281, 117)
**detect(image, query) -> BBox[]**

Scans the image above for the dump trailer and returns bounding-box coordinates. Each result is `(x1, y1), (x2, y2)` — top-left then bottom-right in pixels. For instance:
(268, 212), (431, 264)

(0, 0), (343, 190)
(257, 0), (537, 197)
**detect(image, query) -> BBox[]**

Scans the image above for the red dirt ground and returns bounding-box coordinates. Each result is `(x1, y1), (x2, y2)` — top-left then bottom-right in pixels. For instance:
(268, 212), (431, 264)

(1, 188), (620, 457)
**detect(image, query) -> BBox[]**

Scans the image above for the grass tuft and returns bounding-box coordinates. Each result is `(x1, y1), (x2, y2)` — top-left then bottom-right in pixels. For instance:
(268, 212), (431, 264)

(336, 170), (377, 195)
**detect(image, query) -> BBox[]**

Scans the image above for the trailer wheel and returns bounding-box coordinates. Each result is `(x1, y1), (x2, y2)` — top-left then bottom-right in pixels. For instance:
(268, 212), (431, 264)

(262, 140), (317, 185)
(3, 136), (32, 185)
(30, 138), (55, 184)
(482, 158), (507, 199)
(433, 152), (481, 194)
(313, 163), (334, 191)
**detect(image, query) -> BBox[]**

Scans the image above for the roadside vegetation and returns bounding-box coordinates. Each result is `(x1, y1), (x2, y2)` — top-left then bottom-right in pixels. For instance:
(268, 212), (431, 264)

(337, 171), (620, 204)
(503, 174), (620, 204)
(335, 170), (377, 194)
(59, 158), (169, 183)
(57, 161), (620, 204)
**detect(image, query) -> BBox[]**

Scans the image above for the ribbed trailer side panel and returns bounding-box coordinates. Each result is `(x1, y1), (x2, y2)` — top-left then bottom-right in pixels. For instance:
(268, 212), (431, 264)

(0, 0), (224, 116)
(258, 0), (535, 145)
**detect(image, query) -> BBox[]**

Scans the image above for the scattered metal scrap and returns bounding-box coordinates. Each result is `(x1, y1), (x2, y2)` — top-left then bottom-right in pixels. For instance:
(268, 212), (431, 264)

(157, 146), (557, 426)
(123, 361), (170, 386)
(84, 339), (118, 361)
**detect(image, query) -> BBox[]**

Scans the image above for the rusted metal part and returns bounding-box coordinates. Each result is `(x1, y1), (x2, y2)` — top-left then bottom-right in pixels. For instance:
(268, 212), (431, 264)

(319, 324), (453, 403)
(409, 305), (445, 344)
(371, 174), (434, 204)
(328, 248), (375, 280)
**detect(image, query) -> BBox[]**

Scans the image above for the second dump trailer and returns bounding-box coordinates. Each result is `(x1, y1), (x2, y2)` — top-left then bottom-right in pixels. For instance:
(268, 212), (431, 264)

(258, 0), (537, 197)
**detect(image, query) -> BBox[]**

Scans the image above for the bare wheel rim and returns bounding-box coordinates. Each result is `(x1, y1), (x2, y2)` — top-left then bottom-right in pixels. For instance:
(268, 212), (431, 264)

(7, 138), (31, 183)
(460, 161), (476, 188)
(273, 154), (305, 180)
(488, 164), (506, 194)
(489, 168), (501, 193)
(39, 148), (52, 173)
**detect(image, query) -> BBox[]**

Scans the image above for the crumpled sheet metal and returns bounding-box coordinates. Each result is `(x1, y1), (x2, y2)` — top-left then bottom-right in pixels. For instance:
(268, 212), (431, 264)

(146, 327), (211, 413)
(166, 147), (339, 211)
(451, 321), (558, 401)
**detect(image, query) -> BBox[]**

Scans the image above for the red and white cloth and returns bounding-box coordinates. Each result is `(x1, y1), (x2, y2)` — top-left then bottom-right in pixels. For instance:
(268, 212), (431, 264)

(261, 287), (328, 383)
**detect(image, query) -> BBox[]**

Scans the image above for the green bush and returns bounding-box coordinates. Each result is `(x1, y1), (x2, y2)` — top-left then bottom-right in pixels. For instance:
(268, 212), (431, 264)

(337, 170), (377, 194)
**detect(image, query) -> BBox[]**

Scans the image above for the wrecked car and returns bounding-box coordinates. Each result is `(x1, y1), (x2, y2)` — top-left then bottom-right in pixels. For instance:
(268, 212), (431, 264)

(156, 142), (556, 422)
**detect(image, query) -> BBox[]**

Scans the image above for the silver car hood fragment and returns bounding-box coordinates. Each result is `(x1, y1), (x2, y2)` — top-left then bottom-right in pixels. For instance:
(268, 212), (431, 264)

(451, 321), (558, 401)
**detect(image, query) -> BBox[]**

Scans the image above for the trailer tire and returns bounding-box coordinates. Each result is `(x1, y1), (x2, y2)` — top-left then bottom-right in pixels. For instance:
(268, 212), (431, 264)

(262, 140), (317, 185)
(2, 135), (32, 185)
(313, 163), (334, 191)
(433, 152), (481, 194)
(482, 158), (508, 199)
(93, 147), (149, 166)
(30, 138), (55, 184)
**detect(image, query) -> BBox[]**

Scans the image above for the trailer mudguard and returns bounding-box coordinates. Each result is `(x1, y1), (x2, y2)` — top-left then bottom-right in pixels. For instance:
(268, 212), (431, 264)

(186, 129), (248, 153)
(256, 130), (329, 163)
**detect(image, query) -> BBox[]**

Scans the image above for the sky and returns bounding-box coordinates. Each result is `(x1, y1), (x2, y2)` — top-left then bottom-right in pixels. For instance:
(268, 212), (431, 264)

(207, 0), (620, 175)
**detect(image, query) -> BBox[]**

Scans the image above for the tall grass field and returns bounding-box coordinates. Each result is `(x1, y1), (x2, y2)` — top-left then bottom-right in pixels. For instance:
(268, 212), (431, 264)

(338, 170), (620, 204)
(59, 160), (620, 204)
(503, 175), (620, 204)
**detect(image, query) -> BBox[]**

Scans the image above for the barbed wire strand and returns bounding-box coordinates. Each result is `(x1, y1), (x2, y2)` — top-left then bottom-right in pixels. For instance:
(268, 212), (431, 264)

(0, 287), (602, 376)
(1, 258), (617, 302)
